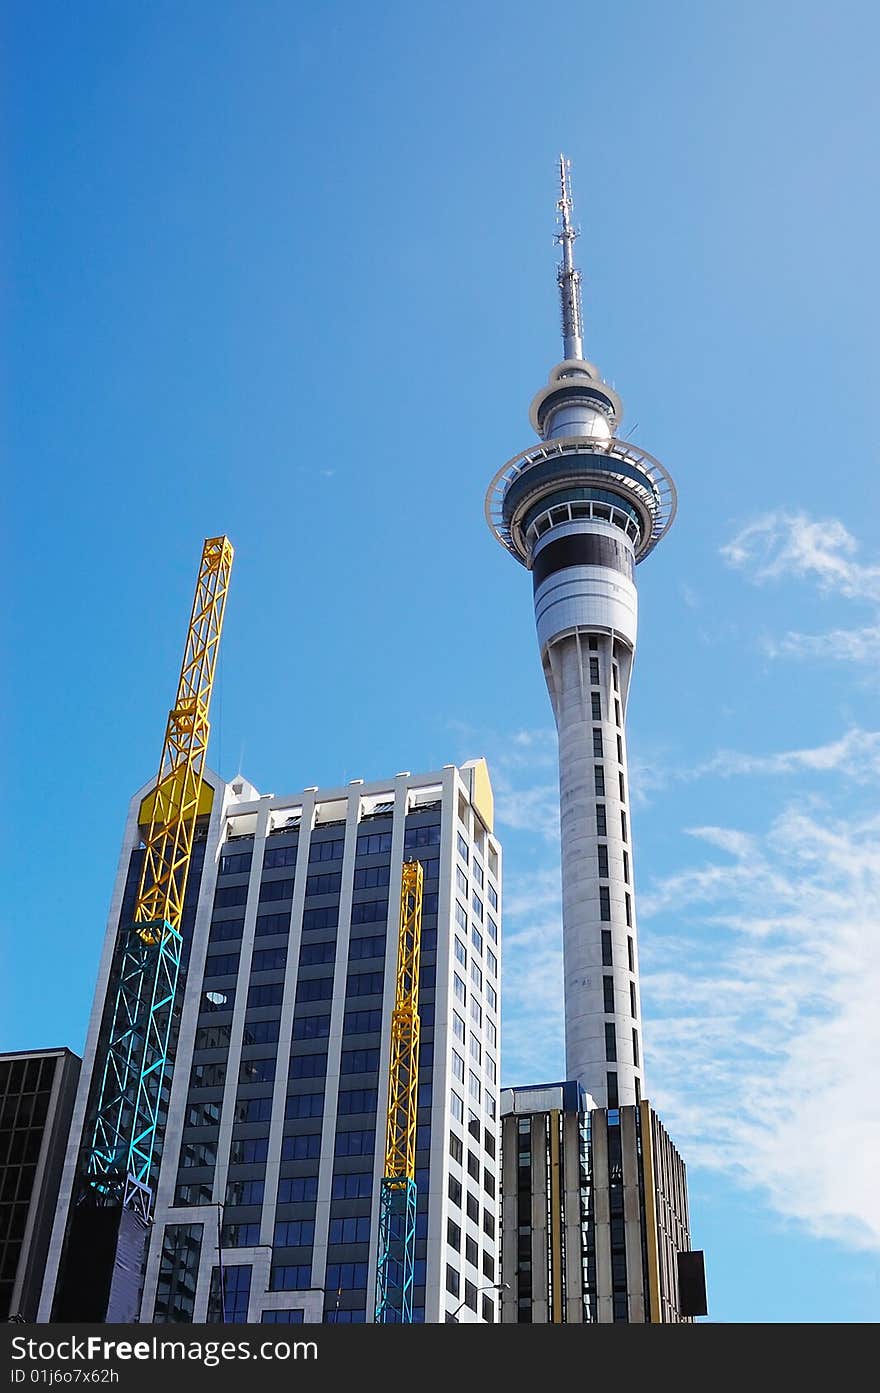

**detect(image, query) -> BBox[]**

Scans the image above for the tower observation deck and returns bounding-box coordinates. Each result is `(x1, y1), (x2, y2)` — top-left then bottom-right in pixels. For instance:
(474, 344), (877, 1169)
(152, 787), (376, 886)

(485, 157), (677, 1108)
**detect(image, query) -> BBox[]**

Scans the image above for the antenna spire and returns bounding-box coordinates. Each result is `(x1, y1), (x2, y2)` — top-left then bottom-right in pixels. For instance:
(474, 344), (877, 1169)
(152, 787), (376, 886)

(556, 154), (584, 361)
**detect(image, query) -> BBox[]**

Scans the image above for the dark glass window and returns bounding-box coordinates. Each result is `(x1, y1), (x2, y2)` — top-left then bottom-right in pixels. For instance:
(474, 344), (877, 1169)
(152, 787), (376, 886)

(255, 912), (289, 937)
(214, 885), (248, 910)
(598, 845), (609, 878)
(343, 1009), (382, 1034)
(242, 1018), (280, 1045)
(302, 906), (338, 932)
(248, 982), (284, 1009)
(285, 1093), (324, 1119)
(295, 977), (333, 1002)
(606, 1072), (619, 1108)
(270, 1265), (312, 1291)
(632, 1030), (640, 1068)
(299, 940), (336, 966)
(340, 1049), (380, 1074)
(220, 851), (252, 875)
(348, 934), (386, 961)
(153, 1224), (203, 1322)
(331, 1171), (373, 1199)
(603, 976), (615, 1013)
(261, 1310), (304, 1324)
(204, 952), (239, 977)
(325, 1262), (368, 1291)
(278, 1175), (318, 1203)
(239, 1058), (275, 1084)
(337, 1088), (378, 1115)
(328, 1215), (371, 1244)
(209, 919), (244, 943)
(605, 1024), (617, 1061)
(292, 1014), (330, 1040)
(356, 832), (392, 856)
(591, 692), (602, 721)
(592, 729), (603, 757)
(280, 1135), (321, 1161)
(589, 656), (600, 684)
(274, 1219), (315, 1247)
(350, 900), (388, 925)
(263, 845), (296, 869)
(630, 981), (637, 1018)
(229, 1137), (269, 1165)
(346, 971), (384, 997)
(259, 879), (295, 902)
(309, 838), (344, 863)
(599, 888), (611, 921)
(288, 1052), (327, 1079)
(404, 824), (441, 849)
(353, 864), (390, 889)
(305, 872), (341, 896)
(222, 1222), (261, 1247)
(627, 935), (635, 972)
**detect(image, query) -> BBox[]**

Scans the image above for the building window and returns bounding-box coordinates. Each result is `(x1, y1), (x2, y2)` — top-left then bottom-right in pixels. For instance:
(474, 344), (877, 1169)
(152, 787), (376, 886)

(634, 1076), (641, 1103)
(309, 838), (344, 863)
(340, 1048), (380, 1074)
(591, 692), (602, 721)
(615, 699), (622, 727)
(349, 933), (386, 961)
(471, 924), (483, 955)
(270, 1265), (312, 1291)
(469, 1071), (481, 1103)
(208, 1263), (251, 1323)
(603, 976), (615, 1013)
(229, 1137), (268, 1165)
(606, 1072), (619, 1108)
(469, 1035), (482, 1066)
(625, 893), (632, 928)
(472, 891), (484, 921)
(620, 810), (628, 842)
(270, 1218), (315, 1247)
(455, 902), (468, 933)
(601, 930), (613, 966)
(302, 906), (338, 932)
(214, 885), (248, 910)
(292, 1014), (330, 1040)
(455, 937), (467, 966)
(252, 946), (287, 972)
(616, 735), (623, 764)
(622, 851), (630, 884)
(486, 1018), (497, 1048)
(453, 1011), (466, 1043)
(404, 823), (441, 849)
(277, 1175), (318, 1203)
(613, 664), (619, 691)
(471, 999), (482, 1027)
(598, 845), (609, 878)
(619, 771), (626, 802)
(243, 1019), (280, 1045)
(346, 970), (384, 998)
(466, 1191), (479, 1224)
(299, 939), (336, 966)
(249, 982), (284, 1009)
(599, 888), (611, 921)
(330, 1171), (372, 1199)
(328, 1215), (371, 1244)
(454, 974), (466, 1006)
(356, 831), (392, 856)
(451, 1093), (464, 1123)
(209, 919), (244, 943)
(486, 948), (497, 978)
(488, 884), (498, 912)
(592, 729), (603, 757)
(487, 914), (498, 943)
(632, 1030), (640, 1068)
(452, 1050), (465, 1083)
(596, 804), (607, 836)
(204, 952), (240, 978)
(605, 1024), (617, 1061)
(589, 656), (600, 684)
(486, 981), (497, 1011)
(295, 976), (333, 1002)
(447, 1217), (461, 1250)
(153, 1224), (203, 1323)
(629, 981), (637, 1018)
(350, 900), (388, 925)
(449, 1130), (463, 1164)
(305, 872), (341, 897)
(594, 765), (605, 796)
(280, 1134), (321, 1161)
(263, 845), (296, 869)
(239, 1058), (275, 1085)
(448, 1175), (462, 1208)
(220, 851), (253, 875)
(353, 863), (390, 890)
(285, 1093), (324, 1120)
(255, 912), (289, 937)
(588, 636), (598, 651)
(446, 1264), (460, 1298)
(456, 865), (469, 896)
(457, 831), (469, 864)
(288, 1052), (327, 1079)
(334, 1129), (375, 1157)
(470, 961), (482, 991)
(627, 935), (635, 972)
(261, 1310), (304, 1324)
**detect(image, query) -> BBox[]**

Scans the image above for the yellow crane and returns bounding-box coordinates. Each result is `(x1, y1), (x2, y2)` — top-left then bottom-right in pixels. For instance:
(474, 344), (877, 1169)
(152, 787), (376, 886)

(374, 858), (424, 1322)
(84, 535), (234, 1216)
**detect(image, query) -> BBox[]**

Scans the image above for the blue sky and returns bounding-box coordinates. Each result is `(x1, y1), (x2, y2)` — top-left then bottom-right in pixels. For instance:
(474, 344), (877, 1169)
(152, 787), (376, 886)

(3, 0), (879, 1322)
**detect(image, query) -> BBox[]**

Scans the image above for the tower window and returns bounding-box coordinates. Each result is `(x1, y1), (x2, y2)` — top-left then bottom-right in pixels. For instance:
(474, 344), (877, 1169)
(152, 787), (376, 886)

(603, 976), (615, 1013)
(627, 935), (635, 972)
(588, 637), (598, 651)
(606, 1072), (619, 1108)
(619, 772), (626, 803)
(629, 981), (637, 1018)
(613, 665), (619, 692)
(615, 700), (622, 727)
(634, 1076), (641, 1103)
(623, 851), (630, 884)
(593, 729), (603, 757)
(599, 888), (611, 922)
(591, 693), (602, 721)
(621, 810), (627, 842)
(625, 893), (632, 927)
(594, 766), (605, 796)
(605, 1024), (617, 1061)
(589, 657), (600, 685)
(601, 930), (613, 966)
(596, 804), (607, 836)
(598, 845), (609, 878)
(616, 735), (623, 764)
(632, 1030), (640, 1069)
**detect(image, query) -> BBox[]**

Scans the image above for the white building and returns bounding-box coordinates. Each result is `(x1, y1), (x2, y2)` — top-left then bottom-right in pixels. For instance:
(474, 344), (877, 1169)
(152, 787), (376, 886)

(40, 759), (502, 1324)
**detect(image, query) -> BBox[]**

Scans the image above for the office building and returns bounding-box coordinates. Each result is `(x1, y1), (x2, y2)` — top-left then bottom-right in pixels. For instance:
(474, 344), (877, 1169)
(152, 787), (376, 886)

(40, 760), (503, 1323)
(0, 1048), (80, 1321)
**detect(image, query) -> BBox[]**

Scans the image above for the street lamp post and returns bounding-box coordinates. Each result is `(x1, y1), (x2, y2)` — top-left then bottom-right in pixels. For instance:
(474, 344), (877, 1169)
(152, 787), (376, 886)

(448, 1281), (509, 1323)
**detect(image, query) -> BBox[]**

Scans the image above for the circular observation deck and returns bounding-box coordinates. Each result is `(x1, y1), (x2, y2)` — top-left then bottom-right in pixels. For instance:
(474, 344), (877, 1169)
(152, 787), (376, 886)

(485, 436), (677, 567)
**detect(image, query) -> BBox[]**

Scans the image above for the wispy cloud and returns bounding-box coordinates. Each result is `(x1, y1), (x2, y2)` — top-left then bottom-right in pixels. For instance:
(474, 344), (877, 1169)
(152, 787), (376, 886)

(722, 512), (880, 663)
(641, 803), (880, 1250)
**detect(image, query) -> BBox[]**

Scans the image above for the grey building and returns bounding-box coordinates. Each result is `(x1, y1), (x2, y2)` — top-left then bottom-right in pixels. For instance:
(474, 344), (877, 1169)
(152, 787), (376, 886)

(500, 1083), (698, 1324)
(0, 1048), (80, 1321)
(40, 760), (503, 1323)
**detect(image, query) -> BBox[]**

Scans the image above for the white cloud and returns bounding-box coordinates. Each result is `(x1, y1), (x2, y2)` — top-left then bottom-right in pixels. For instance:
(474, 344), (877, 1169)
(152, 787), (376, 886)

(721, 512), (880, 602)
(688, 728), (880, 782)
(641, 804), (880, 1250)
(722, 512), (880, 663)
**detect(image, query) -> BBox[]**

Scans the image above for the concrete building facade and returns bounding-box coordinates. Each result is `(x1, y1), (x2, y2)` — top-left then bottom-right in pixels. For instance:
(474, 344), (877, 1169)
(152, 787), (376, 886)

(40, 760), (503, 1324)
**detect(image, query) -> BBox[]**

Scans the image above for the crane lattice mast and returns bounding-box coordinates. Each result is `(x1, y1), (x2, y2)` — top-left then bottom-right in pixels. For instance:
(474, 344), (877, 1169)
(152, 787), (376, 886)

(374, 859), (423, 1322)
(83, 535), (234, 1217)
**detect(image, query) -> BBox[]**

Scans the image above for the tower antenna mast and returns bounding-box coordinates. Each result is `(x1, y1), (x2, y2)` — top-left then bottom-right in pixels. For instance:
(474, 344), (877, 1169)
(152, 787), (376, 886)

(556, 153), (584, 361)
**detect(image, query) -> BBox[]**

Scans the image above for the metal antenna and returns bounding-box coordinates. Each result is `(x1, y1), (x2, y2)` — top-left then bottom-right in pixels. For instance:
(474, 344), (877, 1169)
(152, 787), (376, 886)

(556, 154), (584, 361)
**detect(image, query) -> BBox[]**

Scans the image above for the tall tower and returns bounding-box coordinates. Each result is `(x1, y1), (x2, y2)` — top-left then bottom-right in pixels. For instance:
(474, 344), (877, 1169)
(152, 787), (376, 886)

(485, 157), (676, 1109)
